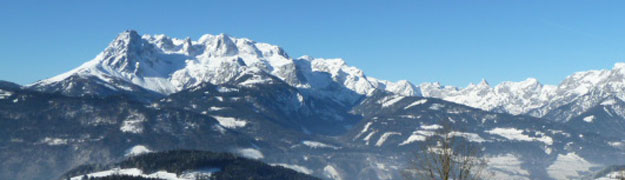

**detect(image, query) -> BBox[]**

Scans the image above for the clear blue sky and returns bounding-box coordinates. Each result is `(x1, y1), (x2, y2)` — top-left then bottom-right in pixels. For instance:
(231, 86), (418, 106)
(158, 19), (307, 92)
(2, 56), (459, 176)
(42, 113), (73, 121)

(2, 0), (625, 87)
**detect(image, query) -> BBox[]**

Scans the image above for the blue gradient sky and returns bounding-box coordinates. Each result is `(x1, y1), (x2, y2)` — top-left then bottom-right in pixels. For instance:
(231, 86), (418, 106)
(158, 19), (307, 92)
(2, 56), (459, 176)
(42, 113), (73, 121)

(2, 0), (625, 86)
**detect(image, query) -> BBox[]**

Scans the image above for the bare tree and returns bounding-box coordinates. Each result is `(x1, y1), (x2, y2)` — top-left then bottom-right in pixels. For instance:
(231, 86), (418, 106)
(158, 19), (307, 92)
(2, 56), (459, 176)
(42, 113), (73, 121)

(404, 124), (490, 180)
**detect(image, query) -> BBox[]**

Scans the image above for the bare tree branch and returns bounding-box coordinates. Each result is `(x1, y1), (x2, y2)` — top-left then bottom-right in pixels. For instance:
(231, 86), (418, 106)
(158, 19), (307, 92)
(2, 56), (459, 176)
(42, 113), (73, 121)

(405, 124), (490, 180)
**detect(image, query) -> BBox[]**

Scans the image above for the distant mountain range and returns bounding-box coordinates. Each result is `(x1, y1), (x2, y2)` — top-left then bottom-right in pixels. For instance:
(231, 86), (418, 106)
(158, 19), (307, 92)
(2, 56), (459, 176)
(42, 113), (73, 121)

(1, 30), (625, 180)
(420, 63), (625, 122)
(28, 30), (625, 123)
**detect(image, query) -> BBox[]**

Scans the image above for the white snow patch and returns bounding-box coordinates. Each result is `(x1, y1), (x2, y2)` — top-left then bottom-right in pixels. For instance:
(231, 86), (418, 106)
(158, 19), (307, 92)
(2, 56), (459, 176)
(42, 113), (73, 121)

(404, 99), (428, 109)
(179, 168), (220, 180)
(212, 116), (247, 128)
(486, 128), (553, 145)
(381, 96), (405, 108)
(429, 103), (444, 110)
(448, 131), (486, 143)
(399, 134), (426, 146)
(0, 90), (12, 99)
(354, 122), (373, 140)
(125, 145), (152, 157)
(69, 167), (215, 180)
(545, 147), (552, 155)
(446, 108), (471, 114)
(601, 99), (617, 106)
(297, 93), (304, 103)
(70, 168), (143, 180)
(302, 141), (340, 150)
(608, 141), (624, 148)
(421, 124), (442, 130)
(210, 106), (226, 111)
(236, 148), (264, 159)
(448, 117), (456, 123)
(596, 170), (625, 180)
(216, 86), (238, 93)
(487, 154), (530, 180)
(120, 119), (145, 134)
(399, 130), (437, 146)
(271, 163), (313, 174)
(363, 131), (377, 145)
(547, 153), (597, 180)
(583, 115), (595, 123)
(120, 112), (147, 134)
(40, 137), (68, 146)
(239, 77), (272, 87)
(414, 130), (437, 137)
(549, 129), (571, 137)
(324, 165), (342, 180)
(360, 122), (373, 134)
(604, 106), (614, 116)
(375, 132), (401, 147)
(399, 115), (417, 119)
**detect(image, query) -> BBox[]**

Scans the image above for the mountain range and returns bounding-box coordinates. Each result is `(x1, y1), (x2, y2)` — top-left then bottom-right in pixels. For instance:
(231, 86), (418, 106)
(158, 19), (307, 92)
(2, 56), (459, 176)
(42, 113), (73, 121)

(30, 30), (625, 123)
(2, 30), (625, 180)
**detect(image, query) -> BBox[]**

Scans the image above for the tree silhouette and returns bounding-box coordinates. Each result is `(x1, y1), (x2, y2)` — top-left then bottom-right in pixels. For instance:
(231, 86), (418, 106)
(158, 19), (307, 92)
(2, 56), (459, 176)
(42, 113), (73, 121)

(404, 124), (490, 180)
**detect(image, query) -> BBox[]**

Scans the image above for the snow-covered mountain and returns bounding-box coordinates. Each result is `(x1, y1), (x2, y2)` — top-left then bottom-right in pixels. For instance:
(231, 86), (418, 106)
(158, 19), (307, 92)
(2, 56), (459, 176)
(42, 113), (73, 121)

(11, 30), (625, 180)
(32, 30), (625, 123)
(418, 63), (625, 121)
(6, 82), (622, 180)
(347, 91), (623, 180)
(29, 30), (418, 106)
(419, 78), (555, 116)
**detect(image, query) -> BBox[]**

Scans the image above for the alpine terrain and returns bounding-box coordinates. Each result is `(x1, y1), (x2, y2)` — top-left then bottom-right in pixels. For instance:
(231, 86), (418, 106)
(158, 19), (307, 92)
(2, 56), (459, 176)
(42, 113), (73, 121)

(2, 30), (625, 180)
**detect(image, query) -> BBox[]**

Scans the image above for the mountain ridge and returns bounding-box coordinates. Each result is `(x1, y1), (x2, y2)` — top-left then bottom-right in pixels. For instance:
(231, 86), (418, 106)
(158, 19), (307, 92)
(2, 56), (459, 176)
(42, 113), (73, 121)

(28, 30), (420, 107)
(28, 30), (625, 123)
(421, 62), (625, 122)
(6, 30), (625, 180)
